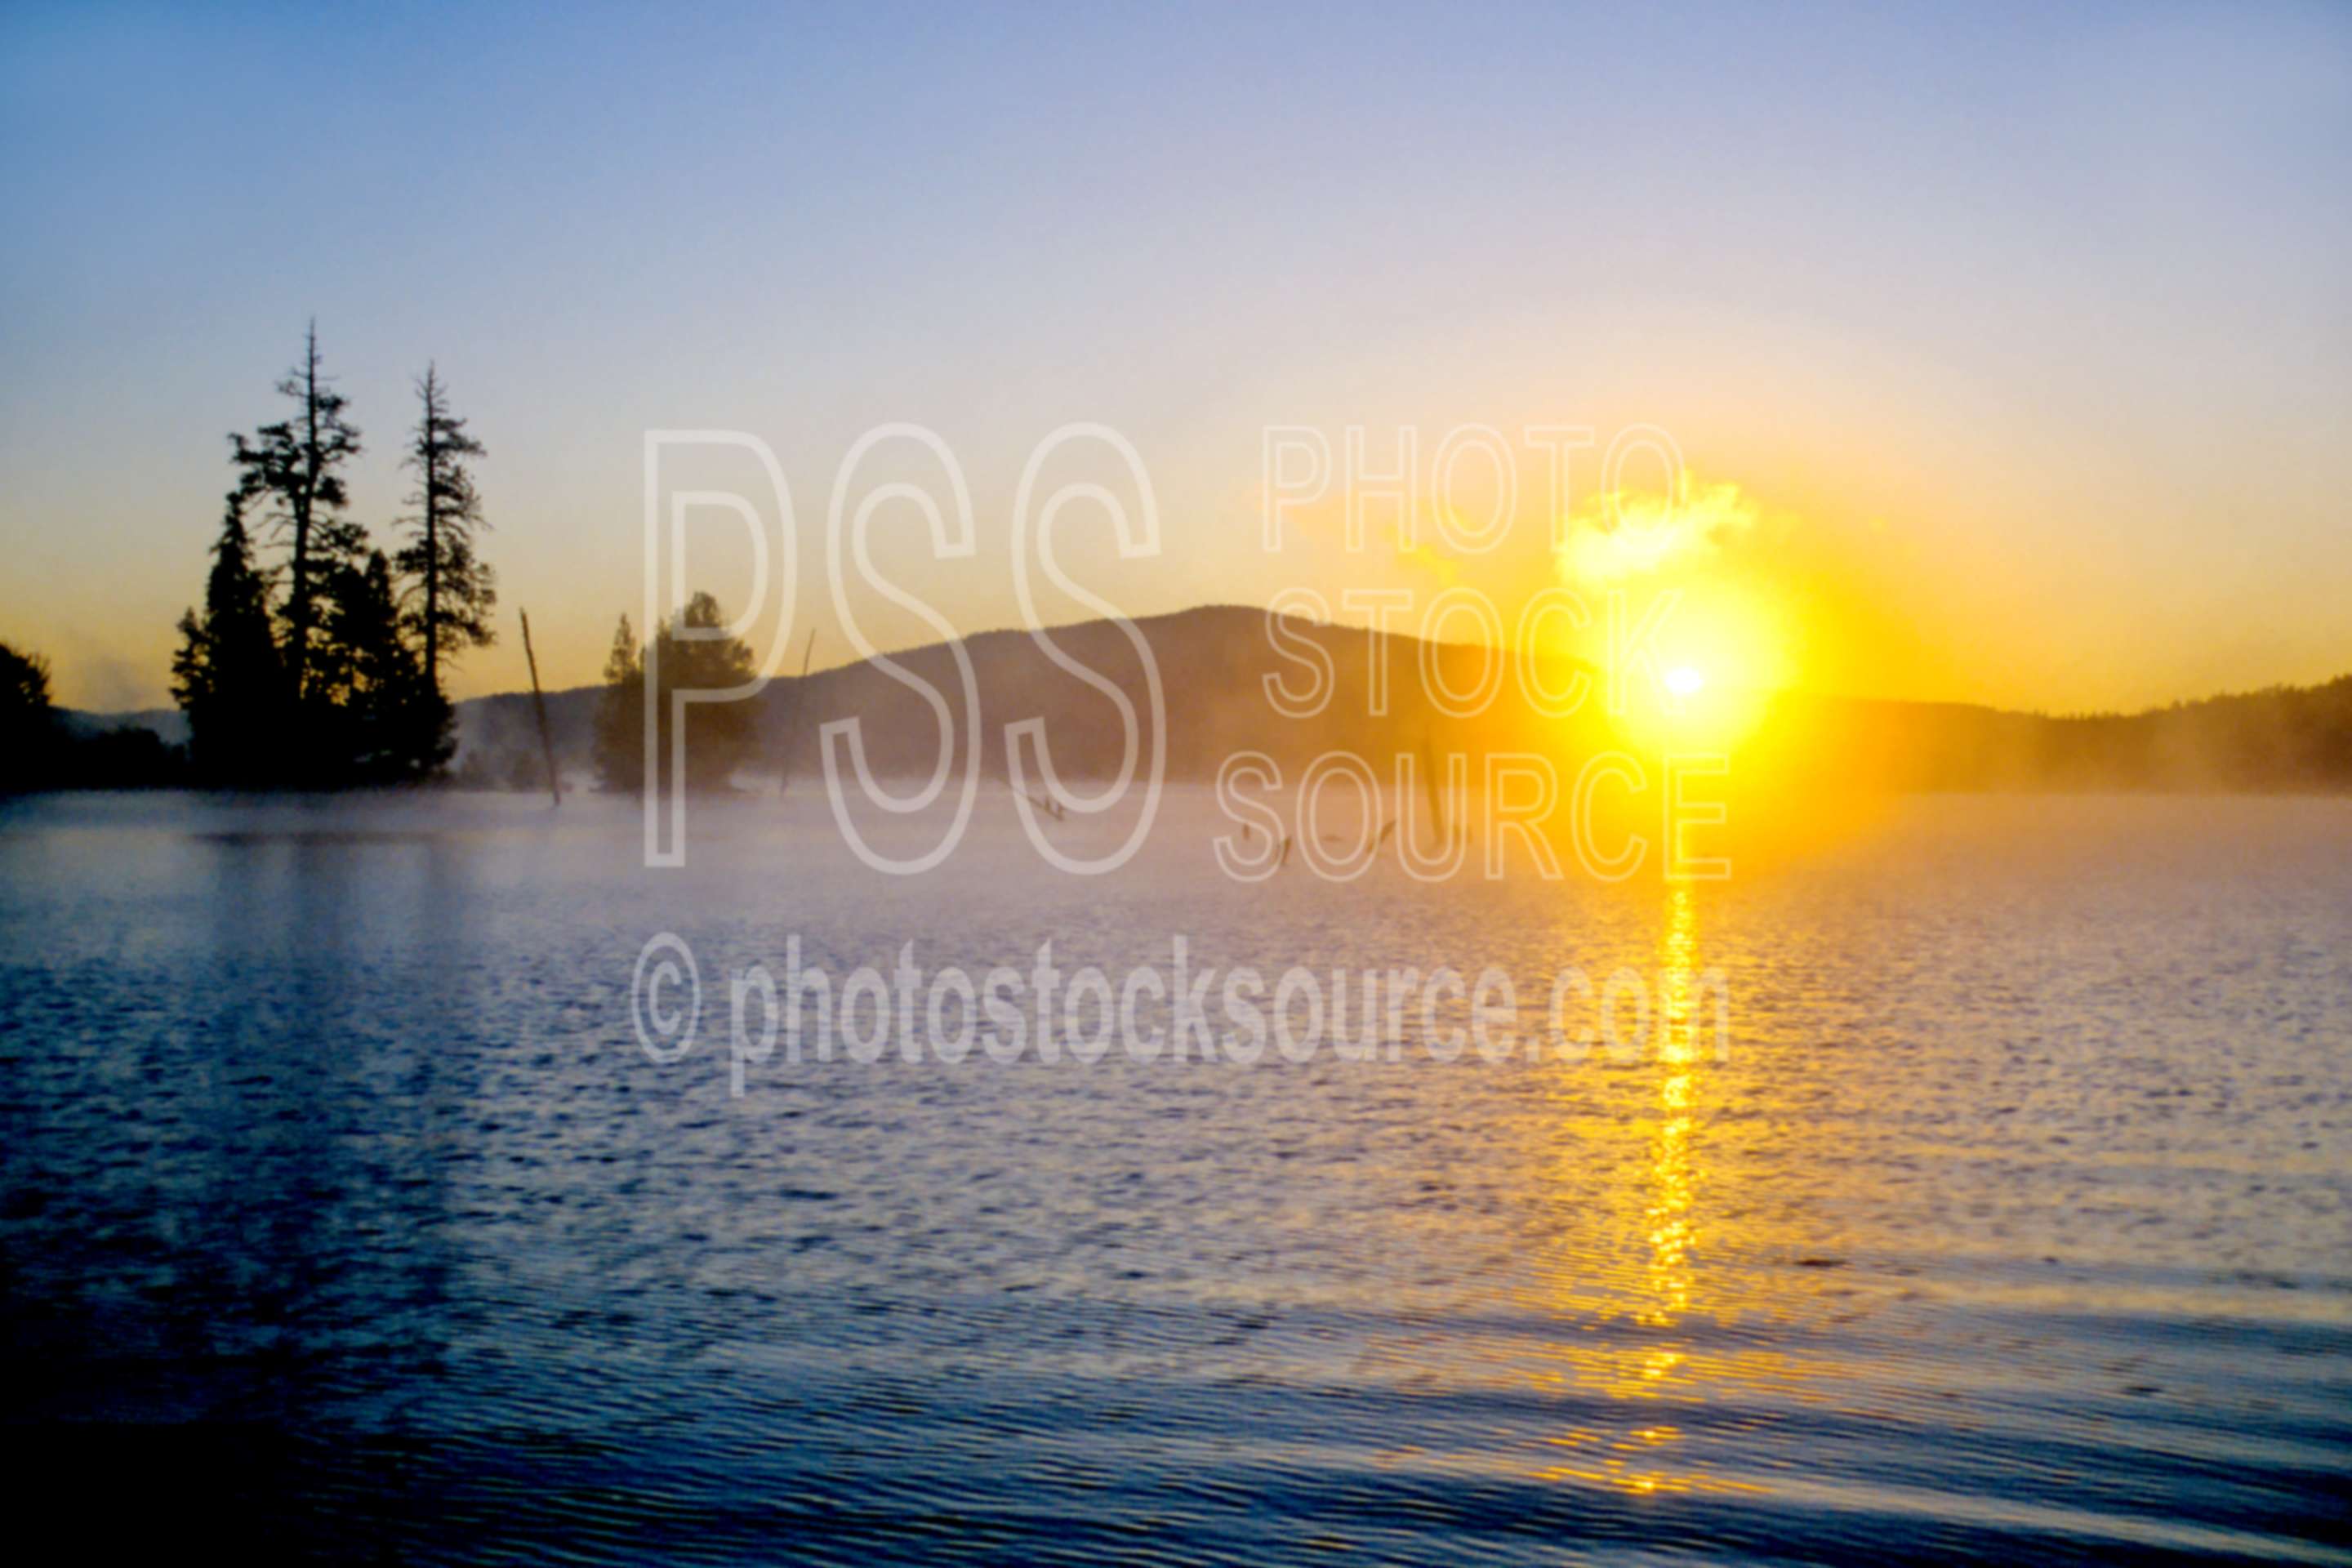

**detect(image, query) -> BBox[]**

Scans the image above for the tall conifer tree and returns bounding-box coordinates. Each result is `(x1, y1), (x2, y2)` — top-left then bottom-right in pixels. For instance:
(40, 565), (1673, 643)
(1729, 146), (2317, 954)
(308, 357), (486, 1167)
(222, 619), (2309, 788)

(232, 322), (363, 702)
(396, 364), (495, 703)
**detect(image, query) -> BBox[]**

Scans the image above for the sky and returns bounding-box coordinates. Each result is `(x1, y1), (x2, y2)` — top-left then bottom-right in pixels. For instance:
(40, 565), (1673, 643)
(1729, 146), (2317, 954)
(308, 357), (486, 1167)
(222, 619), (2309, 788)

(2, 0), (2347, 714)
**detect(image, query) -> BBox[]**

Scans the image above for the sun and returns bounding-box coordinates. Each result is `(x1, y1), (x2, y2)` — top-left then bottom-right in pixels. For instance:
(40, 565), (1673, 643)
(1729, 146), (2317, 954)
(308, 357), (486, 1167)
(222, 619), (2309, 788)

(1664, 666), (1705, 697)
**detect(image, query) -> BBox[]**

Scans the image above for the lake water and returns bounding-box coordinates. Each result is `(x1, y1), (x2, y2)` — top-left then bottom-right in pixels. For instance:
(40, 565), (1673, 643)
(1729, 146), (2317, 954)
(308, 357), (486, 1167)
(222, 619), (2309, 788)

(2, 790), (2348, 1563)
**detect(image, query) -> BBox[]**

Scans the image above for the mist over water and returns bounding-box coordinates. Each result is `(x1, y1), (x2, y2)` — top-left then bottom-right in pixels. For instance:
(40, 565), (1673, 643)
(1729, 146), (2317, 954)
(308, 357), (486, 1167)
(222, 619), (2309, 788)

(2, 790), (2348, 1563)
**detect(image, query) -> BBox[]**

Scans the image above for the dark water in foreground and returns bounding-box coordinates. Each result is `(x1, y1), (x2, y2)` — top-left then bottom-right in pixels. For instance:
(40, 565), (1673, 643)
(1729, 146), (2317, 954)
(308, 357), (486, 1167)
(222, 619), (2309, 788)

(2, 791), (2348, 1564)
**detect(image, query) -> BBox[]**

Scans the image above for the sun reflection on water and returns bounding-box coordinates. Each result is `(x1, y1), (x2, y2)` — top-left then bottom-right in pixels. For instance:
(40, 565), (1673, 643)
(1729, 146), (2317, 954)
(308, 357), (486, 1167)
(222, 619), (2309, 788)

(1608, 884), (1704, 1490)
(1644, 884), (1700, 1333)
(1526, 883), (1735, 1497)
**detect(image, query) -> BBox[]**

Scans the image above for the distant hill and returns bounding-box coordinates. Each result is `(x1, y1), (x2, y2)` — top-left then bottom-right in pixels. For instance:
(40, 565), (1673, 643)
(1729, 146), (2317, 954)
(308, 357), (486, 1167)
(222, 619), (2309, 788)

(64, 604), (2352, 793)
(58, 706), (187, 746)
(443, 604), (1619, 789)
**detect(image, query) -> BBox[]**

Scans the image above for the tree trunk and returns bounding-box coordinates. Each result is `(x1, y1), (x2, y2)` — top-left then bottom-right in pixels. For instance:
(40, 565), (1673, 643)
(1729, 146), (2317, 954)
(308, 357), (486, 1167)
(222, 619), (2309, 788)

(421, 369), (441, 699)
(521, 608), (559, 806)
(289, 323), (320, 699)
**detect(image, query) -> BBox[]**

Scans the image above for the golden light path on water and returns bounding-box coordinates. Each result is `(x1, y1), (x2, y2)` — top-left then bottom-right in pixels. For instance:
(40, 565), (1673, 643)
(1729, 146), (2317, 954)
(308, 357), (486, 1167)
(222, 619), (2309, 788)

(1526, 882), (1793, 1501)
(1646, 883), (1700, 1337)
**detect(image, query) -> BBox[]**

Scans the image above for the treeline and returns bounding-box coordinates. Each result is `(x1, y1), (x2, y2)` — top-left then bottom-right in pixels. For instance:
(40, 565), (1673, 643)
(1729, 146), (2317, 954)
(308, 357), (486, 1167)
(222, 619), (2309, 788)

(1773, 677), (2352, 793)
(0, 643), (184, 791)
(170, 325), (495, 787)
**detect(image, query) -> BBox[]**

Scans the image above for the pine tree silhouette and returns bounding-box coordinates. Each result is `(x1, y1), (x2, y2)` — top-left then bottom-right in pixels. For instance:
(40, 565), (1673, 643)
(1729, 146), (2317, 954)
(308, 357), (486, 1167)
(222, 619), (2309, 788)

(0, 640), (58, 792)
(321, 550), (446, 784)
(396, 364), (496, 709)
(231, 323), (363, 711)
(172, 491), (287, 787)
(591, 595), (760, 794)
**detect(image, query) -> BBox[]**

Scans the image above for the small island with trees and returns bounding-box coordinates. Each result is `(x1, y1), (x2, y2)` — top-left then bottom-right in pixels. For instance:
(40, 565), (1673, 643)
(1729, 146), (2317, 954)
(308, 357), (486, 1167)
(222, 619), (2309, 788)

(171, 324), (497, 789)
